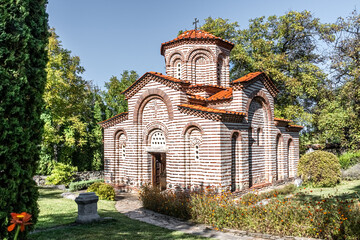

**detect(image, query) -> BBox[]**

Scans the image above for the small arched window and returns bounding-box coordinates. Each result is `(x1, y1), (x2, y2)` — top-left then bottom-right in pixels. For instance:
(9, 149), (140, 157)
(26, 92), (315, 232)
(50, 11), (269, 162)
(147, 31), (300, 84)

(194, 144), (200, 161)
(257, 128), (261, 146)
(151, 130), (166, 146)
(176, 63), (181, 79)
(121, 144), (126, 161)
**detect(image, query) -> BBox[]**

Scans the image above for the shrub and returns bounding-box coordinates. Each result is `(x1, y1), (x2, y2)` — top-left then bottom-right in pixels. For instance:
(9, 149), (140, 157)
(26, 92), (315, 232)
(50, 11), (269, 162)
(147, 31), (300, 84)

(69, 179), (104, 192)
(87, 182), (115, 200)
(46, 163), (78, 187)
(139, 185), (191, 219)
(339, 151), (360, 169)
(342, 163), (360, 180)
(139, 184), (360, 239)
(87, 182), (103, 192)
(298, 151), (341, 187)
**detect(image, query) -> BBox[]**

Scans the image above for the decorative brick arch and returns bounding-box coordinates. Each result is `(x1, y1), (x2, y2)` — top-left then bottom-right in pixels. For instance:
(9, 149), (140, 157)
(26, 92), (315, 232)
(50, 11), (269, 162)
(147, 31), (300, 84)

(245, 90), (273, 124)
(181, 122), (204, 136)
(133, 88), (174, 124)
(230, 130), (243, 141)
(113, 127), (128, 140)
(186, 47), (216, 63)
(142, 121), (169, 145)
(168, 51), (185, 66)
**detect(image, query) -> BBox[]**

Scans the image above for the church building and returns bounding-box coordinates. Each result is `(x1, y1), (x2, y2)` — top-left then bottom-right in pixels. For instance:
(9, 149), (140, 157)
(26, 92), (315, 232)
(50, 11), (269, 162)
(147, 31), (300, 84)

(99, 29), (303, 191)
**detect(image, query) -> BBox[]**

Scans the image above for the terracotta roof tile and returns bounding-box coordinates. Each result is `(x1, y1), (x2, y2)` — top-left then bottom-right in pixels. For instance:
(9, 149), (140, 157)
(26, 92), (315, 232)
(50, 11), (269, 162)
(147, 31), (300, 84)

(179, 104), (246, 116)
(207, 88), (233, 101)
(188, 94), (207, 101)
(231, 72), (279, 97)
(274, 117), (292, 122)
(161, 29), (234, 55)
(122, 71), (190, 96)
(288, 124), (304, 129)
(188, 84), (226, 90)
(232, 72), (263, 83)
(98, 112), (128, 128)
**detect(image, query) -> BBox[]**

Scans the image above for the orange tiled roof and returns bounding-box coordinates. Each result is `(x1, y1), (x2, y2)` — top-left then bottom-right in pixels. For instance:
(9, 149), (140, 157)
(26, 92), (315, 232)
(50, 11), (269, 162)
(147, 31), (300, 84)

(188, 94), (207, 101)
(98, 112), (128, 128)
(179, 104), (246, 116)
(274, 117), (292, 122)
(207, 88), (233, 101)
(288, 124), (304, 129)
(161, 29), (234, 55)
(231, 72), (279, 97)
(232, 72), (263, 83)
(188, 83), (226, 90)
(122, 71), (190, 97)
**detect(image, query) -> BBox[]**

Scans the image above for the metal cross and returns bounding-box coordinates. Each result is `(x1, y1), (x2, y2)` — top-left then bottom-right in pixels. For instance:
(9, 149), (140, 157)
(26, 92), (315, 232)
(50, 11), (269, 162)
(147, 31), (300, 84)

(193, 18), (199, 30)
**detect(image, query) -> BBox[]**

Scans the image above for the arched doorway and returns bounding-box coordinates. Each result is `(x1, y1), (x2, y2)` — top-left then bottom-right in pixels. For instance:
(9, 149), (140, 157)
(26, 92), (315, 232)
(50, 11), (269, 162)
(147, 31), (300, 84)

(149, 130), (167, 190)
(275, 134), (282, 181)
(247, 97), (268, 187)
(231, 132), (239, 192)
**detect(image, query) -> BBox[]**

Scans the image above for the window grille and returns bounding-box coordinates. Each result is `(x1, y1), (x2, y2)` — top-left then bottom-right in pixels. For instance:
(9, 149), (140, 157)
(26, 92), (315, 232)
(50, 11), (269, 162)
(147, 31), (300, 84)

(177, 63), (181, 79)
(194, 145), (200, 161)
(151, 131), (166, 146)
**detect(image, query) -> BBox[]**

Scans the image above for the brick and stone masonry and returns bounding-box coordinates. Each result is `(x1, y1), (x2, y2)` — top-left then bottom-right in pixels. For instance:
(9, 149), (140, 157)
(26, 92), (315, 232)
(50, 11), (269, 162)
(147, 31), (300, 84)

(98, 29), (303, 191)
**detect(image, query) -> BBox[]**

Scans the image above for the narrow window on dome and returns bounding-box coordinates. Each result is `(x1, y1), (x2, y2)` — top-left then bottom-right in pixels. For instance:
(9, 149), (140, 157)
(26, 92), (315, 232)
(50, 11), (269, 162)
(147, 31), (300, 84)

(122, 144), (126, 161)
(194, 144), (200, 161)
(177, 63), (181, 79)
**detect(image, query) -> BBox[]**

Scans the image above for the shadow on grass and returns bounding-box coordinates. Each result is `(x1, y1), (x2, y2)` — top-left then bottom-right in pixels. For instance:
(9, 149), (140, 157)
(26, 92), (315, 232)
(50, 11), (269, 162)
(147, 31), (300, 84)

(37, 187), (64, 199)
(30, 210), (207, 240)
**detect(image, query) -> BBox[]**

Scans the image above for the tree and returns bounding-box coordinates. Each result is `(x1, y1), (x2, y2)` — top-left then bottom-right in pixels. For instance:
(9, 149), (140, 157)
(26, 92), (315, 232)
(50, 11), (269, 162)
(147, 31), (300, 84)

(201, 12), (340, 153)
(0, 0), (48, 238)
(317, 10), (360, 150)
(40, 29), (94, 172)
(202, 12), (335, 127)
(104, 70), (138, 119)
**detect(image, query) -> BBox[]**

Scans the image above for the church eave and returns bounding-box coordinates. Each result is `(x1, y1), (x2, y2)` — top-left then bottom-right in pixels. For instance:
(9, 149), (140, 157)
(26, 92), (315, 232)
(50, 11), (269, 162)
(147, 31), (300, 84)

(98, 112), (128, 129)
(286, 124), (304, 132)
(231, 72), (279, 97)
(122, 72), (190, 100)
(178, 104), (246, 123)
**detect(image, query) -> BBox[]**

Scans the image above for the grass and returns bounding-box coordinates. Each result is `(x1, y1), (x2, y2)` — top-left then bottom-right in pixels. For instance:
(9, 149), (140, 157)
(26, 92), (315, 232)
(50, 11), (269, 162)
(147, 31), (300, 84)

(294, 179), (360, 201)
(30, 187), (209, 240)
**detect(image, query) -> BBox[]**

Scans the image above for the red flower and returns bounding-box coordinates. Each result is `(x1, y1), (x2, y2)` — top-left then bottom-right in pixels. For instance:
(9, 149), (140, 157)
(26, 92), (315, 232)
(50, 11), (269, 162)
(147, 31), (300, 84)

(8, 212), (32, 232)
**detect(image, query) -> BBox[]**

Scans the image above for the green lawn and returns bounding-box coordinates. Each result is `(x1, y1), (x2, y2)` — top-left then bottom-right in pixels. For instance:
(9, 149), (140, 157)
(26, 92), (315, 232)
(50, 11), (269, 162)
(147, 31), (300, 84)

(30, 188), (208, 240)
(294, 179), (360, 201)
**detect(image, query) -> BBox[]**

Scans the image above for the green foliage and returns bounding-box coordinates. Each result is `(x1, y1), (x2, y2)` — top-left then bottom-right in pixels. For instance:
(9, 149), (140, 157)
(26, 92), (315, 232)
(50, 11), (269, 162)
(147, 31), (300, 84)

(339, 151), (360, 169)
(202, 12), (334, 127)
(0, 0), (48, 238)
(342, 164), (360, 181)
(103, 70), (138, 119)
(46, 163), (77, 187)
(87, 182), (115, 200)
(39, 29), (107, 172)
(140, 186), (360, 239)
(69, 179), (103, 192)
(139, 185), (191, 219)
(298, 151), (341, 187)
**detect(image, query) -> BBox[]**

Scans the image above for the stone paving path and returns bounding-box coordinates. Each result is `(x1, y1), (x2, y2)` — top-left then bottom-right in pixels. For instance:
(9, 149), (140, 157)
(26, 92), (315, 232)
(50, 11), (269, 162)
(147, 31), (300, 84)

(114, 192), (313, 240)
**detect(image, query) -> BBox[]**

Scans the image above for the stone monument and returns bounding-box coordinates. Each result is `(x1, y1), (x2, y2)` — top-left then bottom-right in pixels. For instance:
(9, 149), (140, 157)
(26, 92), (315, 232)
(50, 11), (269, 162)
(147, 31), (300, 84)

(75, 192), (100, 223)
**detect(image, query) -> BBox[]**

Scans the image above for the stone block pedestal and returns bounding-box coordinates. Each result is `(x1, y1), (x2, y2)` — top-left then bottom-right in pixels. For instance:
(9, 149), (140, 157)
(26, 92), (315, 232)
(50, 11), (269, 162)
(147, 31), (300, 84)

(75, 192), (100, 223)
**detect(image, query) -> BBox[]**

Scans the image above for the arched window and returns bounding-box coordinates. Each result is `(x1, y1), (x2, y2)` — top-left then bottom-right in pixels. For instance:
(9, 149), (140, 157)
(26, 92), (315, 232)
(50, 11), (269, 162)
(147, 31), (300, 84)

(121, 143), (126, 161)
(257, 128), (261, 146)
(151, 130), (166, 146)
(194, 144), (200, 161)
(176, 62), (181, 79)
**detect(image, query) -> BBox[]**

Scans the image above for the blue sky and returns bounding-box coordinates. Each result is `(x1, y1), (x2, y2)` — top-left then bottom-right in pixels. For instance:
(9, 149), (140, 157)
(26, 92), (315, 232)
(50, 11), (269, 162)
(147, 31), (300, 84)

(47, 0), (358, 89)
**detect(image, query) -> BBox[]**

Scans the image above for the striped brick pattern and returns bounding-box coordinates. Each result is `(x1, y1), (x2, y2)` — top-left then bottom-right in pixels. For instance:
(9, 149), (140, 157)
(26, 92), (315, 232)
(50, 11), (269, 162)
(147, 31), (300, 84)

(100, 30), (301, 191)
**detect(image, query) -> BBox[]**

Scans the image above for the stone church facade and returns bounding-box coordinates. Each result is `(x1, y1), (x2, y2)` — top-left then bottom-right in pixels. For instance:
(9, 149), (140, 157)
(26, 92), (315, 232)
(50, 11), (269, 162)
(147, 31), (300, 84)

(99, 30), (303, 191)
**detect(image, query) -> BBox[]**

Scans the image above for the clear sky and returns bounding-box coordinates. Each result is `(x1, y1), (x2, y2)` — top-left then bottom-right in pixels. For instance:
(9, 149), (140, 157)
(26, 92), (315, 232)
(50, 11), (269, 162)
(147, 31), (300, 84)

(47, 0), (358, 89)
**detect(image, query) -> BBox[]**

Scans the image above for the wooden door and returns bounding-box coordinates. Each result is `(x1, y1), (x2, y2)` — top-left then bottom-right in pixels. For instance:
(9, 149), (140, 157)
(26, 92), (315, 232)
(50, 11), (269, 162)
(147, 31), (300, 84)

(152, 153), (166, 190)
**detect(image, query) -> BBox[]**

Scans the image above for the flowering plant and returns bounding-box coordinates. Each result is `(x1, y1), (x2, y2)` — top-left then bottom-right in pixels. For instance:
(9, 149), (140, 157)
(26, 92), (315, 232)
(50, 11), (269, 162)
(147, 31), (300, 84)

(7, 212), (32, 240)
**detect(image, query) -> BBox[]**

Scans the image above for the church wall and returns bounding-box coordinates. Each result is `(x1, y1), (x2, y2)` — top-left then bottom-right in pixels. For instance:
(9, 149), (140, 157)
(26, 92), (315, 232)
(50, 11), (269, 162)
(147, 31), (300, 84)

(164, 44), (230, 87)
(104, 80), (228, 189)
